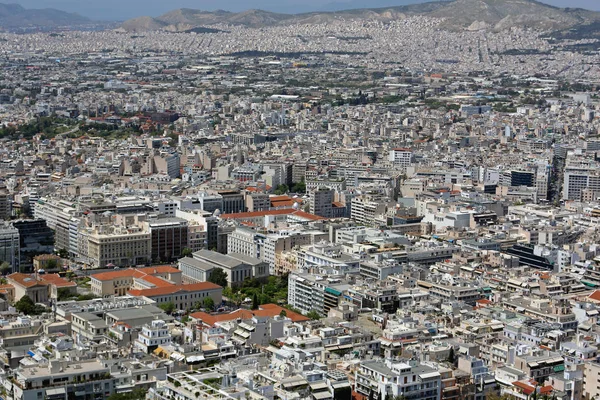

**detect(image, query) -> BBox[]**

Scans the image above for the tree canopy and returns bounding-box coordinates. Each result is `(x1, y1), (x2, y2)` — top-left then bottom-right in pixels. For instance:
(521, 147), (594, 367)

(208, 268), (228, 287)
(15, 295), (46, 315)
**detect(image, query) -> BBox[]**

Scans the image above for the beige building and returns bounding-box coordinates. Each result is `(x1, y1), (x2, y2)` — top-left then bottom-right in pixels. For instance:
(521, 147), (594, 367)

(7, 273), (76, 303)
(90, 266), (182, 297)
(78, 214), (152, 268)
(128, 282), (223, 311)
(584, 362), (600, 399)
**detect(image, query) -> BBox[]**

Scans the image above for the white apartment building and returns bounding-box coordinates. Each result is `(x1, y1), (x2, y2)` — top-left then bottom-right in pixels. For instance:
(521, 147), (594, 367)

(355, 359), (441, 400)
(135, 319), (171, 353)
(388, 148), (413, 169)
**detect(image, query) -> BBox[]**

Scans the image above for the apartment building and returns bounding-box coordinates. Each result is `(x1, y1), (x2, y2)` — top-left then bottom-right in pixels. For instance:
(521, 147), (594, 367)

(563, 165), (600, 201)
(309, 187), (334, 218)
(287, 272), (348, 316)
(355, 359), (441, 400)
(388, 148), (414, 169)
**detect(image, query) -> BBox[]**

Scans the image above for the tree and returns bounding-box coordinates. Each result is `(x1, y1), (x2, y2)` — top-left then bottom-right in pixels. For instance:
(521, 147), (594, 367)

(159, 301), (175, 315)
(447, 347), (455, 364)
(203, 297), (215, 311)
(291, 181), (306, 193)
(57, 288), (74, 301)
(56, 248), (69, 259)
(252, 292), (259, 310)
(15, 295), (46, 315)
(181, 247), (193, 257)
(46, 259), (58, 271)
(306, 310), (321, 320)
(279, 310), (287, 318)
(208, 268), (228, 287)
(107, 388), (147, 400)
(274, 184), (289, 195)
(0, 261), (10, 275)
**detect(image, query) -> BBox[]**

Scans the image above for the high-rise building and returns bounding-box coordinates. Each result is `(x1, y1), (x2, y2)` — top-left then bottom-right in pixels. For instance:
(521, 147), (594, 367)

(146, 217), (189, 263)
(0, 223), (19, 273)
(309, 187), (334, 218)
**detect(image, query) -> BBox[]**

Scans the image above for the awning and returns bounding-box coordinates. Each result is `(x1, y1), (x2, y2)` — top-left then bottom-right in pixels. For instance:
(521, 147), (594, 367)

(170, 352), (185, 361)
(310, 382), (329, 390)
(186, 355), (205, 363)
(46, 388), (66, 396)
(313, 392), (333, 400)
(234, 329), (251, 338)
(554, 365), (565, 372)
(420, 372), (440, 380)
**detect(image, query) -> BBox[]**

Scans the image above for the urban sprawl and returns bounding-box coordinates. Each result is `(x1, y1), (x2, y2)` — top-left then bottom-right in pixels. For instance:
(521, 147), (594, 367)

(0, 13), (599, 400)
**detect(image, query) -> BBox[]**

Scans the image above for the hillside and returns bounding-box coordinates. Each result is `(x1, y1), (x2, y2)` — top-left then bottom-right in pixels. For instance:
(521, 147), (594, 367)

(0, 3), (91, 30)
(119, 0), (600, 32)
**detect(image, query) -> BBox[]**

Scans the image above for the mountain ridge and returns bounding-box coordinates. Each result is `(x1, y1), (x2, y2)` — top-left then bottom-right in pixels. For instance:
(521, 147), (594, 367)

(118, 0), (600, 32)
(0, 2), (92, 30)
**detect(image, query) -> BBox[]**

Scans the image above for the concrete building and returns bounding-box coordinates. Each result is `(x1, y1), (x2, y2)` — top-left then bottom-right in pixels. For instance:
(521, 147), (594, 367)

(355, 359), (441, 400)
(309, 187), (334, 218)
(179, 250), (268, 287)
(146, 217), (189, 263)
(0, 222), (19, 272)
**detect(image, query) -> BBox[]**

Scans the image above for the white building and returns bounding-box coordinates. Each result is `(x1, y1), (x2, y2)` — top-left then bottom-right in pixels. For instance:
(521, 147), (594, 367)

(135, 319), (171, 353)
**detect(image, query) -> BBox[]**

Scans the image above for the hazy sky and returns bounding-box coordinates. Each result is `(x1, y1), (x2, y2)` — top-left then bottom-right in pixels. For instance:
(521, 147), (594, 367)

(9, 0), (600, 21)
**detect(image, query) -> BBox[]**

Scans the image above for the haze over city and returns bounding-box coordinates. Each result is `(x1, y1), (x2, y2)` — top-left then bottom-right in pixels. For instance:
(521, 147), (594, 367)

(6, 0), (600, 20)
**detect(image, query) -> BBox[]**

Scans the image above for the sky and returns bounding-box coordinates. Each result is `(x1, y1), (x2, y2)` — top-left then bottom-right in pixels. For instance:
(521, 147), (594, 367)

(9, 0), (600, 21)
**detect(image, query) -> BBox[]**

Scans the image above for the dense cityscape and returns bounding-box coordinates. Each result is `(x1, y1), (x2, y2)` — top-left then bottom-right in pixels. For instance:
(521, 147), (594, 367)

(0, 1), (600, 400)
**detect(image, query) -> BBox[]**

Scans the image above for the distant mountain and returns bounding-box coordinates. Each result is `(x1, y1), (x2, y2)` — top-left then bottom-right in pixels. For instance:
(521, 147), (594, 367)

(119, 0), (600, 32)
(0, 2), (92, 31)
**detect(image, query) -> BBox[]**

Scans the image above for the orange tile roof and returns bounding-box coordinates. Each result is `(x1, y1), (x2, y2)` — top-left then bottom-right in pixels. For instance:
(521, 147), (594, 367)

(190, 303), (309, 326)
(7, 273), (46, 288)
(588, 290), (600, 302)
(40, 274), (76, 288)
(127, 281), (221, 297)
(137, 274), (172, 288)
(91, 266), (179, 282)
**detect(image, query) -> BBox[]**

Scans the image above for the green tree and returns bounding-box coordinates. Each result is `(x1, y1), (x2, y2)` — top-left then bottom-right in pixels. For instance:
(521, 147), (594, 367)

(57, 288), (74, 301)
(46, 259), (58, 271)
(279, 310), (287, 318)
(306, 310), (321, 320)
(447, 347), (455, 364)
(291, 181), (306, 193)
(208, 268), (228, 287)
(274, 184), (289, 195)
(107, 388), (147, 400)
(252, 292), (259, 310)
(181, 247), (193, 257)
(0, 261), (10, 275)
(159, 301), (176, 315)
(56, 248), (69, 259)
(15, 295), (46, 315)
(203, 297), (215, 311)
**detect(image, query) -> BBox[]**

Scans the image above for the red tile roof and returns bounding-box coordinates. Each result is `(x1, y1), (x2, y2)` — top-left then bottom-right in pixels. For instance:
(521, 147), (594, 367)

(127, 281), (221, 297)
(91, 266), (179, 282)
(7, 273), (75, 288)
(40, 274), (76, 288)
(7, 273), (46, 288)
(190, 303), (309, 326)
(589, 290), (600, 302)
